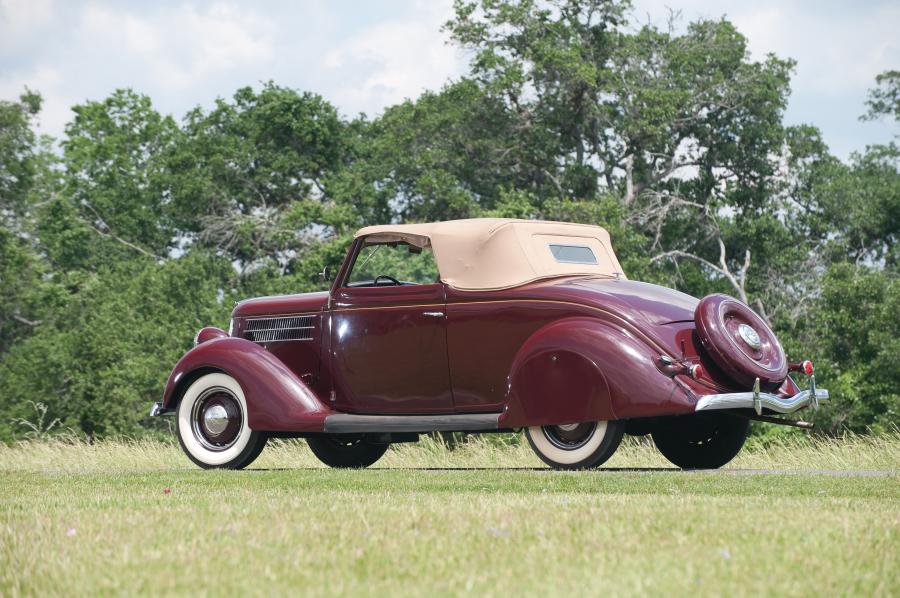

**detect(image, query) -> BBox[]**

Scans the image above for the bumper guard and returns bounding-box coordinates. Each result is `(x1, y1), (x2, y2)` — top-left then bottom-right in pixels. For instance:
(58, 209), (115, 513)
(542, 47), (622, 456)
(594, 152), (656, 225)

(695, 375), (829, 415)
(149, 402), (175, 417)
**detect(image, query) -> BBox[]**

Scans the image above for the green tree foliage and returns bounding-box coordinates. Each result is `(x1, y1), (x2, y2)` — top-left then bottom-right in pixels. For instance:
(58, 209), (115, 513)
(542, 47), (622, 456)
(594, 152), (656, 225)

(863, 70), (900, 123)
(62, 90), (179, 260)
(168, 83), (353, 270)
(0, 89), (43, 220)
(0, 254), (238, 440)
(0, 4), (897, 439)
(784, 264), (899, 433)
(0, 90), (66, 353)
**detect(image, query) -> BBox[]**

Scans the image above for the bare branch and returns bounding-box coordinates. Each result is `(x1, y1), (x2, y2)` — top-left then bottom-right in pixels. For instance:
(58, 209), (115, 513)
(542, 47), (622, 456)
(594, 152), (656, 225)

(623, 153), (635, 204)
(653, 237), (772, 327)
(541, 169), (564, 196)
(82, 202), (162, 260)
(12, 314), (42, 327)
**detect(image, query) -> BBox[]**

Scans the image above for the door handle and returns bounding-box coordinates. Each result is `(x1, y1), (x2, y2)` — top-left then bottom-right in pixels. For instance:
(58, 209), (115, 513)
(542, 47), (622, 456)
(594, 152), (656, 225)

(422, 311), (445, 318)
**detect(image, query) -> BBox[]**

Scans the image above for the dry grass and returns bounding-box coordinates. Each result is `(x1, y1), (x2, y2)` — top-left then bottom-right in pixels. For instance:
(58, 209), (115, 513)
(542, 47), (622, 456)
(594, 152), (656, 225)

(1, 433), (898, 596)
(1, 430), (898, 474)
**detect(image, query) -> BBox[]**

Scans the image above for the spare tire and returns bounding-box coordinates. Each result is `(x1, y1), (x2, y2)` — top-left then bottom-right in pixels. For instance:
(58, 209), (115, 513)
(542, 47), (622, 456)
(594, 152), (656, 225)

(694, 294), (787, 391)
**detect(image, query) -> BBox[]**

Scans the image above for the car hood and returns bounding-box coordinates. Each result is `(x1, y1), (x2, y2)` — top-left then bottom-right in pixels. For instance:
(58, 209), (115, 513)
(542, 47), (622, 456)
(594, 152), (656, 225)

(232, 291), (329, 319)
(561, 277), (699, 326)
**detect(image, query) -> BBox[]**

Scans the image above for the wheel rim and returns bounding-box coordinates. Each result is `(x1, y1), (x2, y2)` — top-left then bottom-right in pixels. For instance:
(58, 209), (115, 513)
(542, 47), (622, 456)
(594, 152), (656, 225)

(681, 414), (723, 447)
(190, 387), (243, 452)
(328, 436), (364, 448)
(542, 422), (598, 450)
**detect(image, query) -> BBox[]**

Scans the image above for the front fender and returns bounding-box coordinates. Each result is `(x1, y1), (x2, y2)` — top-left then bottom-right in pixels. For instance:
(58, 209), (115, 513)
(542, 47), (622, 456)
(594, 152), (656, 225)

(162, 337), (334, 432)
(500, 317), (697, 428)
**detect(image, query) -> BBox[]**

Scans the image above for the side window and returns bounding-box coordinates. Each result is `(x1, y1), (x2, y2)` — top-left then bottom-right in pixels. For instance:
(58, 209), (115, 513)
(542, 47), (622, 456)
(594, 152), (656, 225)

(346, 241), (440, 286)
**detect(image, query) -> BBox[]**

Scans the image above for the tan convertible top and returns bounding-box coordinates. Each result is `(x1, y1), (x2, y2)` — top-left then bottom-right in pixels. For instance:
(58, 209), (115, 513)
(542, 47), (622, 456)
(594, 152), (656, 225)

(354, 218), (626, 291)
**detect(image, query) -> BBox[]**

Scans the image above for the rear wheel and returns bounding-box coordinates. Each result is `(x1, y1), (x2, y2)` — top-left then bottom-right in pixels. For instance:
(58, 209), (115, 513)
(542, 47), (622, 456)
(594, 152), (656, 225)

(176, 372), (267, 469)
(652, 412), (749, 469)
(306, 436), (389, 468)
(525, 420), (625, 470)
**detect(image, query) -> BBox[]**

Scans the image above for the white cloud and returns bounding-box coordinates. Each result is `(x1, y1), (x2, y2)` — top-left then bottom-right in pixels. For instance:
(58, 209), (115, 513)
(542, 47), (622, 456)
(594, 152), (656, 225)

(0, 1), (282, 139)
(323, 2), (464, 115)
(0, 0), (53, 28)
(76, 3), (275, 92)
(631, 0), (898, 95)
(0, 0), (895, 158)
(0, 64), (72, 135)
(179, 4), (275, 76)
(729, 2), (899, 96)
(631, 0), (899, 156)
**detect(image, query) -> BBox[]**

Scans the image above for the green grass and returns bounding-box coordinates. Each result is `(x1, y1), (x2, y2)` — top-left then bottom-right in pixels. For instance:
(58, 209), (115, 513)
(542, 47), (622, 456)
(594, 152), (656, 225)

(1, 434), (898, 596)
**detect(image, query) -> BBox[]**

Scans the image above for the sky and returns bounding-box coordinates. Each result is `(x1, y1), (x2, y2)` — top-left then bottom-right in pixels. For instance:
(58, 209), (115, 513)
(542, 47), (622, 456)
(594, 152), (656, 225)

(1, 0), (897, 160)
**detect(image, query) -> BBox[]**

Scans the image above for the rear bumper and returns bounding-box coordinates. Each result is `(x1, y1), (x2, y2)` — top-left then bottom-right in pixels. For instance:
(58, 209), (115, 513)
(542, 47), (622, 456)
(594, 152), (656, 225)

(695, 378), (829, 415)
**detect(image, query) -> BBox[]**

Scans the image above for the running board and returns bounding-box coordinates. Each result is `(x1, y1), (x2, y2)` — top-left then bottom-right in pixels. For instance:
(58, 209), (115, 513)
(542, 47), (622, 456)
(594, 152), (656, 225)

(323, 413), (501, 434)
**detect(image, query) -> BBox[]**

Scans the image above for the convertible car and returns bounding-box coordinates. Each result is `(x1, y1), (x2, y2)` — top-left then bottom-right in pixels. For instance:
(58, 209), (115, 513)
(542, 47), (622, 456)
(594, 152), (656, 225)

(151, 218), (828, 470)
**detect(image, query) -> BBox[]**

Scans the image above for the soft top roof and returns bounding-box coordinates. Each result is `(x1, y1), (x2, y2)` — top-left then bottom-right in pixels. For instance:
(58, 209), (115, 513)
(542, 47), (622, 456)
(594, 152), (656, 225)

(354, 218), (626, 291)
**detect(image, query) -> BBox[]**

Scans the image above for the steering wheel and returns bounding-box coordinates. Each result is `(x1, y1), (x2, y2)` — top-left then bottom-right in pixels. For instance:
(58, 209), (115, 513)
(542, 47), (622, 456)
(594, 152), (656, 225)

(374, 275), (401, 286)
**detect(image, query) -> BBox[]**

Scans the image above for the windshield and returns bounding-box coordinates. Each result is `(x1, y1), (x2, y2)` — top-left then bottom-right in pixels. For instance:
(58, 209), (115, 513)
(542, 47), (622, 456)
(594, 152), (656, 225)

(346, 241), (439, 286)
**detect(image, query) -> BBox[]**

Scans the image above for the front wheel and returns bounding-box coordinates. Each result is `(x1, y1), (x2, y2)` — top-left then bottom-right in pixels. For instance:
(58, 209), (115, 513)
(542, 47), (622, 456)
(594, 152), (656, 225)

(176, 372), (267, 469)
(525, 420), (625, 470)
(651, 412), (749, 469)
(306, 436), (389, 468)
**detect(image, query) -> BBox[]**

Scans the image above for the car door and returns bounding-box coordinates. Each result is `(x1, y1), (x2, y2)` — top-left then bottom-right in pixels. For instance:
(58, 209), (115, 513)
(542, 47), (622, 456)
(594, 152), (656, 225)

(329, 241), (454, 414)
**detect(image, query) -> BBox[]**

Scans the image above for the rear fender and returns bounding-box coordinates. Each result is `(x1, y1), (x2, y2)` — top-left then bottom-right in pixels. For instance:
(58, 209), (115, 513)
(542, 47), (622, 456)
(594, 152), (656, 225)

(163, 337), (334, 432)
(501, 318), (697, 428)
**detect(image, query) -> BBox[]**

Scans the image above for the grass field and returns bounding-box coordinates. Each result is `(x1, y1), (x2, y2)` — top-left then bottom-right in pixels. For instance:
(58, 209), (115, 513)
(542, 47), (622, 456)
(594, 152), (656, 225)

(2, 433), (898, 596)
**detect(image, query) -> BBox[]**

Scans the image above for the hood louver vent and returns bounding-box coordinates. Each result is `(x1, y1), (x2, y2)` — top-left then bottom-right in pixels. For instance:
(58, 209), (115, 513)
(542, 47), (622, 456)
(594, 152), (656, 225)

(244, 315), (316, 343)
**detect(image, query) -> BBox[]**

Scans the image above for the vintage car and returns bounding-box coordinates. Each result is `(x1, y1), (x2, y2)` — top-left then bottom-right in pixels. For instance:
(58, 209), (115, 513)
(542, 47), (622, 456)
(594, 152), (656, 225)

(151, 218), (828, 470)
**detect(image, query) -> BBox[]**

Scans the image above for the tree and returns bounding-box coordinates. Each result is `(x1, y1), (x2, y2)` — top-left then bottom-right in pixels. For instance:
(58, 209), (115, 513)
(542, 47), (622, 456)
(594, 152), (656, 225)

(0, 90), (66, 352)
(443, 1), (796, 315)
(0, 254), (239, 441)
(0, 89), (43, 222)
(1, 4), (897, 439)
(62, 90), (179, 261)
(863, 70), (900, 123)
(783, 264), (899, 433)
(168, 83), (352, 272)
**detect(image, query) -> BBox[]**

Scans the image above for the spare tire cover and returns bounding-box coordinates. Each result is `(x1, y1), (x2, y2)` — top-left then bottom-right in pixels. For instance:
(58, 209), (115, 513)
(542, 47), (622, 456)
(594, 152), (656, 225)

(694, 294), (787, 391)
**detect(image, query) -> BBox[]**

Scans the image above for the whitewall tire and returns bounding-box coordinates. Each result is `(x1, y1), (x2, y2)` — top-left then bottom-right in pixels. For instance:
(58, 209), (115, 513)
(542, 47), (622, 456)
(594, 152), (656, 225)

(526, 420), (625, 470)
(176, 372), (267, 469)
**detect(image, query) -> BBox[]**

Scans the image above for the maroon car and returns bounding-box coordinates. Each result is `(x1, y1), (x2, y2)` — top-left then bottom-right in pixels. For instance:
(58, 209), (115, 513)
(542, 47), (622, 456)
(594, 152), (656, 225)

(151, 219), (828, 470)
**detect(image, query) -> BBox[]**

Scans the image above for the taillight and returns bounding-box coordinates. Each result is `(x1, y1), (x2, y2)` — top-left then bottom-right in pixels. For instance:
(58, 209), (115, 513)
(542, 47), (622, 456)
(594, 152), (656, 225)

(802, 360), (814, 376)
(690, 364), (704, 380)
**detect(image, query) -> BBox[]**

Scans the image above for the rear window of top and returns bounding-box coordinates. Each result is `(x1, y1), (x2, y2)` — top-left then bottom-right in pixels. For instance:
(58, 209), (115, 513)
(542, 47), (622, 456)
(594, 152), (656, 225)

(548, 244), (598, 265)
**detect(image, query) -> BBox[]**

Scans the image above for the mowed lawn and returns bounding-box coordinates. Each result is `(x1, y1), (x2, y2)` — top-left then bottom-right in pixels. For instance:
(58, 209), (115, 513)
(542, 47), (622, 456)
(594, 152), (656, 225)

(1, 435), (898, 596)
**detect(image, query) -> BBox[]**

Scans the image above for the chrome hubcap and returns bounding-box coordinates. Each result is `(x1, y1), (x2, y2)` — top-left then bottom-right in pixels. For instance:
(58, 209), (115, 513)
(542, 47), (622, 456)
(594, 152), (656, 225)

(203, 404), (230, 435)
(738, 323), (761, 350)
(542, 422), (598, 450)
(556, 423), (580, 432)
(191, 387), (243, 452)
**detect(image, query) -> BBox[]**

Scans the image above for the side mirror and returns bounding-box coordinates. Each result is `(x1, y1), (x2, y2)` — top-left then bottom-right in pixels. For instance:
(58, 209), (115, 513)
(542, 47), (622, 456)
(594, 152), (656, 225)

(319, 265), (332, 283)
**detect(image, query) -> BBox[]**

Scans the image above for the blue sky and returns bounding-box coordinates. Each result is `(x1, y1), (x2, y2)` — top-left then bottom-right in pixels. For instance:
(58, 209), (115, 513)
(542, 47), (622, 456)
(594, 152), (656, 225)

(1, 0), (897, 160)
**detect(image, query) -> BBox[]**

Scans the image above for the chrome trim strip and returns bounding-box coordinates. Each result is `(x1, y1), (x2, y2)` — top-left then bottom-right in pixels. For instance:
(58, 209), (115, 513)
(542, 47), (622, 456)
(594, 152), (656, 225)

(695, 388), (830, 414)
(243, 326), (316, 332)
(323, 413), (501, 434)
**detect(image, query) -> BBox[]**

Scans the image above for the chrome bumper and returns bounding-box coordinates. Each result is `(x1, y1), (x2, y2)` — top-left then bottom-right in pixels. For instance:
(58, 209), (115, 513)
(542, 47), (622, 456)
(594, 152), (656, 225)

(695, 376), (829, 415)
(149, 402), (175, 417)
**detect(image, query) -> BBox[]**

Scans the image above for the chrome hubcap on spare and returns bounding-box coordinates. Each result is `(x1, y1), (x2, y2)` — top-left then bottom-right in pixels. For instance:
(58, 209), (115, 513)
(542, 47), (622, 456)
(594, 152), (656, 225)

(191, 387), (243, 451)
(542, 422), (597, 450)
(737, 323), (762, 350)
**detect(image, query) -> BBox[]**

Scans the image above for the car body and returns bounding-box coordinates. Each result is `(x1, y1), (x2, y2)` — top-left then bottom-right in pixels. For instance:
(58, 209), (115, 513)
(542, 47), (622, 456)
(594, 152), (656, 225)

(152, 218), (828, 469)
